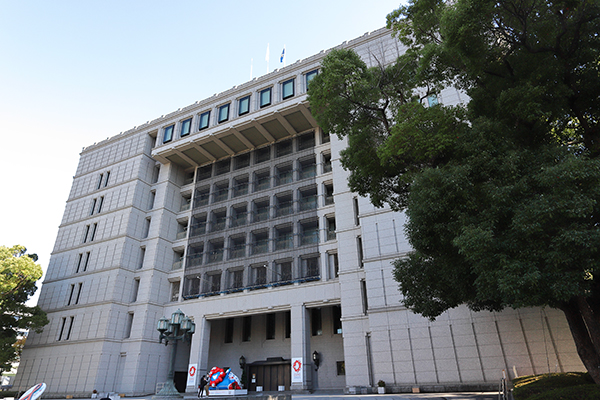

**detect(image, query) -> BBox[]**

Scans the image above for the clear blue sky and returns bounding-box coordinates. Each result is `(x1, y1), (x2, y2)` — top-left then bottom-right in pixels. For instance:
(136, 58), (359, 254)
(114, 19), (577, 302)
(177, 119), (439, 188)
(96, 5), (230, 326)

(0, 0), (404, 300)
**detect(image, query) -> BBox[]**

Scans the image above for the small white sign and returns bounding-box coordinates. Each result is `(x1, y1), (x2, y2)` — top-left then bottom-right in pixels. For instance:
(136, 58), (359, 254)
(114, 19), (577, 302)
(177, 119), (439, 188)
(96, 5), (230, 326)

(291, 357), (303, 383)
(187, 364), (198, 387)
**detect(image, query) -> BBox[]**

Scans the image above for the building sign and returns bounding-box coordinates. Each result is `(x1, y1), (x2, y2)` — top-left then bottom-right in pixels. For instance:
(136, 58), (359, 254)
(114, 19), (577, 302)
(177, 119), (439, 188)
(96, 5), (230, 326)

(291, 357), (303, 383)
(187, 364), (198, 387)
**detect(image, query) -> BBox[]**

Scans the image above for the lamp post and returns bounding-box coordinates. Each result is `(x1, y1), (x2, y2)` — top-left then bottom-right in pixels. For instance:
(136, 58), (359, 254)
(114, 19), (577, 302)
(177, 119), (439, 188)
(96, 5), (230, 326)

(155, 309), (195, 397)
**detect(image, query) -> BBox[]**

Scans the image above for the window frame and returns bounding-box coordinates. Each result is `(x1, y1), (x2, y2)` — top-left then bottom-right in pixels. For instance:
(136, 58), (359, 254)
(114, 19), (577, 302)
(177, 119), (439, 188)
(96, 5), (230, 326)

(238, 95), (250, 116)
(218, 103), (230, 123)
(198, 111), (210, 130)
(163, 124), (175, 143)
(260, 87), (272, 108)
(180, 117), (192, 137)
(282, 78), (295, 100)
(305, 69), (319, 90)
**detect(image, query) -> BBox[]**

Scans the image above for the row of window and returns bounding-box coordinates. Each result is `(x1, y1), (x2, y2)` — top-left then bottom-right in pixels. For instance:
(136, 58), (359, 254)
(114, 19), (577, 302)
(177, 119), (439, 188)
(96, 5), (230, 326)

(82, 223), (98, 243)
(192, 131), (329, 181)
(162, 70), (319, 144)
(221, 306), (341, 345)
(191, 156), (332, 209)
(184, 252), (339, 298)
(185, 217), (336, 267)
(185, 185), (333, 237)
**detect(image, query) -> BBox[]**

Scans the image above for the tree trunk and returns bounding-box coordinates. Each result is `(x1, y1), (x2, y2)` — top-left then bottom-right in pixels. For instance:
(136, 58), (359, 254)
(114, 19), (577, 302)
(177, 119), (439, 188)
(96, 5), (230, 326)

(560, 299), (600, 385)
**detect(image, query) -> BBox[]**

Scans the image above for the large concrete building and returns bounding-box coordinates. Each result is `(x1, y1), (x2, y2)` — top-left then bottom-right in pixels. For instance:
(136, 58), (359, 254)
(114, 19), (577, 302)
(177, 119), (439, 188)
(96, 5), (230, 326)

(15, 28), (583, 397)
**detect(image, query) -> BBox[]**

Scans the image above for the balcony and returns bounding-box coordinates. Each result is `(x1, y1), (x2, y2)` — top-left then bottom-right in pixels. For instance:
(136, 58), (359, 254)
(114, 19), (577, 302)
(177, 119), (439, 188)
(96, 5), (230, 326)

(252, 240), (269, 255)
(299, 196), (318, 211)
(230, 245), (246, 259)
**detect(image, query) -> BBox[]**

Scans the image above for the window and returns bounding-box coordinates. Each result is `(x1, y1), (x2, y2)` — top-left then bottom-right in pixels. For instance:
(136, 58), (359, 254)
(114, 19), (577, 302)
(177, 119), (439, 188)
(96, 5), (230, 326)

(90, 223), (98, 241)
(234, 153), (250, 170)
(353, 197), (360, 225)
(152, 165), (160, 184)
(299, 157), (317, 179)
(148, 191), (155, 210)
(218, 104), (230, 123)
(252, 231), (269, 255)
(195, 187), (210, 208)
(125, 313), (134, 338)
(180, 118), (192, 137)
(58, 317), (67, 341)
(326, 215), (336, 241)
(143, 218), (150, 239)
(242, 316), (252, 342)
(253, 199), (270, 222)
(83, 252), (90, 272)
(275, 192), (293, 217)
(231, 204), (248, 227)
(90, 199), (97, 215)
(357, 236), (364, 267)
(282, 78), (295, 99)
(298, 132), (315, 150)
(361, 279), (368, 313)
(230, 269), (244, 289)
(254, 170), (270, 192)
(275, 260), (292, 282)
(197, 165), (212, 182)
(336, 361), (346, 376)
(275, 225), (293, 250)
(198, 111), (210, 130)
(75, 282), (83, 304)
(311, 308), (322, 336)
(75, 253), (83, 273)
(206, 272), (221, 293)
(252, 264), (267, 285)
(276, 139), (292, 157)
(276, 164), (293, 186)
(65, 316), (75, 340)
(299, 186), (318, 211)
(83, 225), (90, 243)
(305, 69), (318, 90)
(324, 183), (334, 205)
(207, 240), (224, 263)
(97, 196), (104, 213)
(170, 281), (180, 302)
(255, 147), (270, 163)
(131, 278), (140, 302)
(215, 159), (230, 175)
(190, 214), (206, 237)
(300, 220), (319, 246)
(229, 236), (246, 259)
(260, 88), (272, 107)
(321, 130), (330, 144)
(163, 125), (174, 143)
(302, 255), (320, 278)
(328, 252), (339, 278)
(238, 95), (250, 116)
(266, 313), (276, 340)
(213, 181), (229, 203)
(233, 176), (249, 197)
(211, 209), (227, 232)
(225, 318), (234, 343)
(427, 93), (439, 107)
(97, 174), (104, 190)
(187, 244), (204, 267)
(138, 247), (145, 270)
(322, 153), (332, 173)
(67, 284), (76, 306)
(104, 171), (110, 187)
(333, 305), (342, 334)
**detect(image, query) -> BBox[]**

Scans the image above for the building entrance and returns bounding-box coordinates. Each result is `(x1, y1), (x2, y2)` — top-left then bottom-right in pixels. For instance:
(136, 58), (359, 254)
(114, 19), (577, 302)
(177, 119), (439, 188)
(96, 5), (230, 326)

(248, 358), (291, 391)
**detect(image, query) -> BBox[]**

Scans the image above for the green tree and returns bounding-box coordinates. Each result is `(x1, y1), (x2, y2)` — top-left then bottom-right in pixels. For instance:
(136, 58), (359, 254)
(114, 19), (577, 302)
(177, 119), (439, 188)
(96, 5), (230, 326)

(308, 0), (600, 383)
(0, 245), (48, 373)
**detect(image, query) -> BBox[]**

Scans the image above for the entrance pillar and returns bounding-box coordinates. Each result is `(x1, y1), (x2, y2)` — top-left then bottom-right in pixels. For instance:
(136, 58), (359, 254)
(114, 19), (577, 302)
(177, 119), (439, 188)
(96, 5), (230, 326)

(186, 316), (211, 393)
(290, 304), (311, 391)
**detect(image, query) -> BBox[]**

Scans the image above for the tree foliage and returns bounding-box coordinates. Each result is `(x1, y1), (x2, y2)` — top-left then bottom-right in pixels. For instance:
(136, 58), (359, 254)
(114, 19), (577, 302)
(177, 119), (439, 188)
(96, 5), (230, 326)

(309, 0), (600, 384)
(0, 245), (48, 372)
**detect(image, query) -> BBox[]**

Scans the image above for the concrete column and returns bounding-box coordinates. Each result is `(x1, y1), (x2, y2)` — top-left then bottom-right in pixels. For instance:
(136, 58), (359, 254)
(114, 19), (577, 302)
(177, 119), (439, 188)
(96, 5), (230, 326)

(290, 303), (312, 391)
(187, 316), (211, 392)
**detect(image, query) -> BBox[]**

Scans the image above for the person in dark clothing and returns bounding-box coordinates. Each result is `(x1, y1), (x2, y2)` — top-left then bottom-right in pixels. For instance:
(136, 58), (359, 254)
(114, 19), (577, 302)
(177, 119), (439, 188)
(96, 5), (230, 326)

(198, 375), (208, 398)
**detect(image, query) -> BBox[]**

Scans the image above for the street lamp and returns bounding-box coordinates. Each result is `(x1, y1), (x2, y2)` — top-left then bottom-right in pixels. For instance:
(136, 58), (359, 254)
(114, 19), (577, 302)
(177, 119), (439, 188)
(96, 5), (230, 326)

(312, 351), (320, 371)
(156, 309), (195, 397)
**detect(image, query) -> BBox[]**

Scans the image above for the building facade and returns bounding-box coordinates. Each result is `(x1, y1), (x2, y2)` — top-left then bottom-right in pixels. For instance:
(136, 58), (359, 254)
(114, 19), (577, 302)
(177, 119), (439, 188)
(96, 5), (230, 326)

(15, 28), (583, 397)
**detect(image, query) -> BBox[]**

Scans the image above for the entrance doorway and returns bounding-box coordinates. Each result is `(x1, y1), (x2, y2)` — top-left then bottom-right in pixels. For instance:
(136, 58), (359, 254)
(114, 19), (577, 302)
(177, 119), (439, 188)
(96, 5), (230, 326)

(248, 358), (291, 391)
